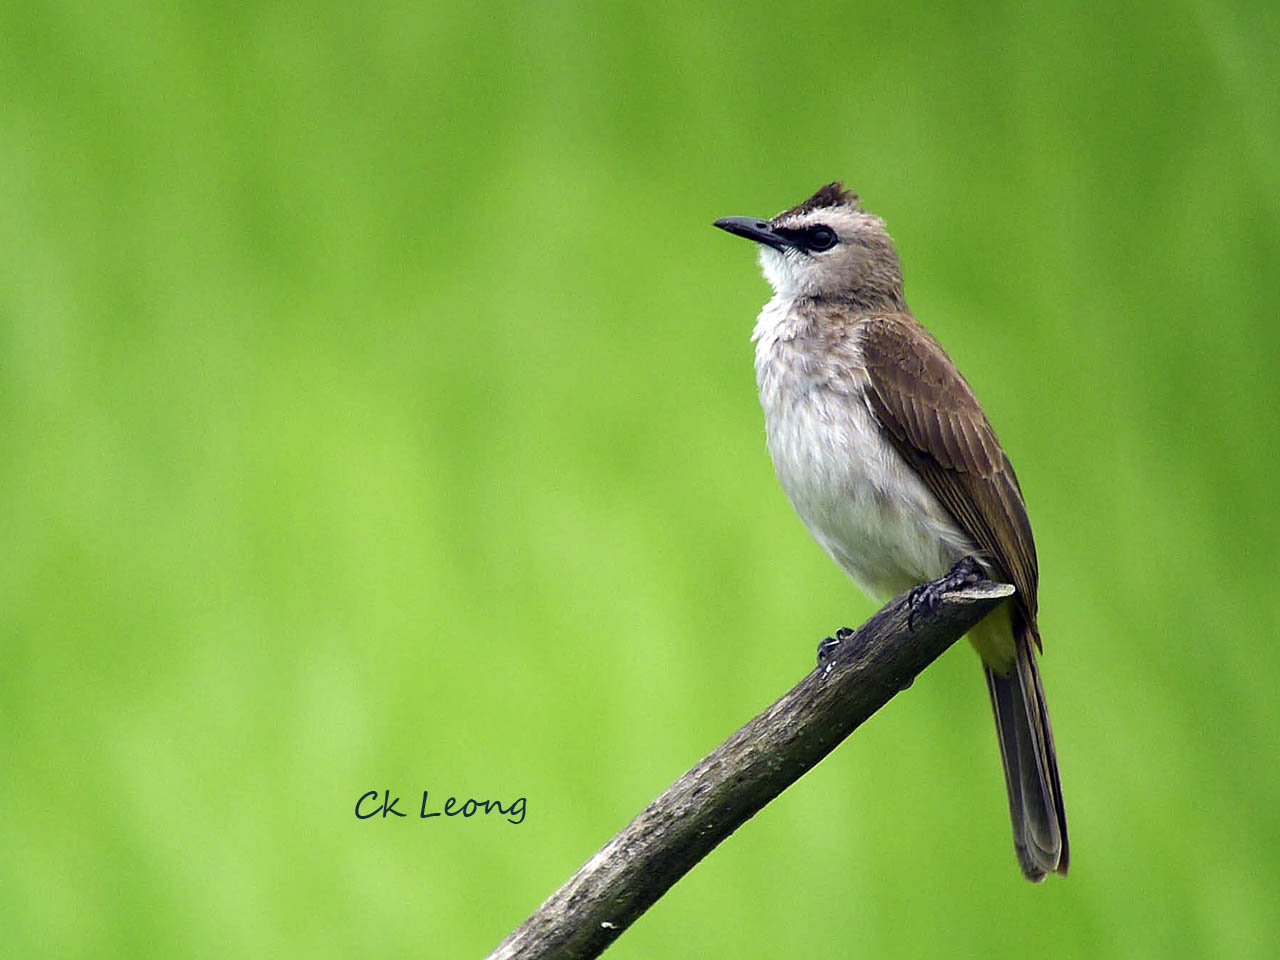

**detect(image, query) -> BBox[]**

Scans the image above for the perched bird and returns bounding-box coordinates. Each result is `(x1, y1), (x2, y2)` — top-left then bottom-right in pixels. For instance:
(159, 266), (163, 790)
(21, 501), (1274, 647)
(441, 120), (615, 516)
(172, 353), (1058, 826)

(714, 183), (1068, 880)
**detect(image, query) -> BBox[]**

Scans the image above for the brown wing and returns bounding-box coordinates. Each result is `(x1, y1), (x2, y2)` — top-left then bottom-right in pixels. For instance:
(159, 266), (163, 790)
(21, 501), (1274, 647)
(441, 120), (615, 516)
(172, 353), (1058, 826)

(860, 313), (1040, 642)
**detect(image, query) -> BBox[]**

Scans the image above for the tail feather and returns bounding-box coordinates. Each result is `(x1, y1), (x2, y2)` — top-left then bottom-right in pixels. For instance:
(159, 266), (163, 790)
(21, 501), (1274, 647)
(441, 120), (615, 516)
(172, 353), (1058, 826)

(984, 637), (1069, 881)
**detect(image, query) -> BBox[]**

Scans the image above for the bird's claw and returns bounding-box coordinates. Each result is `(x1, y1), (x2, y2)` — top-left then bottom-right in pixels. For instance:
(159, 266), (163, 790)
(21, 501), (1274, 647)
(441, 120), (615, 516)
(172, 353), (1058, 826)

(817, 626), (856, 665)
(908, 556), (984, 628)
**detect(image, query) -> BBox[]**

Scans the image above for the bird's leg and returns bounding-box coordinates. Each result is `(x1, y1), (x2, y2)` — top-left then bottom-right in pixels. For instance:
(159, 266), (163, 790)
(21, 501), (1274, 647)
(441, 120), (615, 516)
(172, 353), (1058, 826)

(908, 556), (985, 627)
(816, 626), (857, 666)
(941, 555), (984, 590)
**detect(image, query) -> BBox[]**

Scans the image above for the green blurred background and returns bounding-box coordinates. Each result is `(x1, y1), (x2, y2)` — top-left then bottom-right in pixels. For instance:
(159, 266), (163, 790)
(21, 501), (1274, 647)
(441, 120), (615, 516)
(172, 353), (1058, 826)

(4, 0), (1278, 956)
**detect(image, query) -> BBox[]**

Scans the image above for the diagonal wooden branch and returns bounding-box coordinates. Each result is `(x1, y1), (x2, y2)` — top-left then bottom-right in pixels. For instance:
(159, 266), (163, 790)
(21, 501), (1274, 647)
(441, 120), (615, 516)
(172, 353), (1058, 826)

(485, 559), (1014, 960)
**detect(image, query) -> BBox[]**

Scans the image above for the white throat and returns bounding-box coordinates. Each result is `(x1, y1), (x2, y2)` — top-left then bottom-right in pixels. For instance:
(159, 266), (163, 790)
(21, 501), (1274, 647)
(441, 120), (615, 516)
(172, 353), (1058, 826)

(755, 247), (815, 302)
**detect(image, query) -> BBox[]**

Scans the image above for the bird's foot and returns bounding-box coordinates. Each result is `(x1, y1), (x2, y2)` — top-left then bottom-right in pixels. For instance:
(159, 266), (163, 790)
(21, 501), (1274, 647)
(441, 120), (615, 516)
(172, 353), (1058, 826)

(907, 556), (984, 628)
(942, 555), (984, 590)
(906, 583), (935, 629)
(816, 626), (856, 666)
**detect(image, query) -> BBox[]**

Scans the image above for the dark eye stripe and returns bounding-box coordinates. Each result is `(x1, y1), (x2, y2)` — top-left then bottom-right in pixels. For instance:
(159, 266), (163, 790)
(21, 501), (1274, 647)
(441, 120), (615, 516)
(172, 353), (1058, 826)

(776, 225), (837, 252)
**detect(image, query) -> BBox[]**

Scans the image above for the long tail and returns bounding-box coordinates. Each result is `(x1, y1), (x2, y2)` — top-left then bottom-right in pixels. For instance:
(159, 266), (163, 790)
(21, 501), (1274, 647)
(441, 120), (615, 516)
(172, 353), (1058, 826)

(984, 637), (1069, 881)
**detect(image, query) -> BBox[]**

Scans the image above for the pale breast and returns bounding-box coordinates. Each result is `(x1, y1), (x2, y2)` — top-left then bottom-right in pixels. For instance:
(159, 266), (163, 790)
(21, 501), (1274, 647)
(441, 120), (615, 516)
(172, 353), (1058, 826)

(753, 299), (976, 601)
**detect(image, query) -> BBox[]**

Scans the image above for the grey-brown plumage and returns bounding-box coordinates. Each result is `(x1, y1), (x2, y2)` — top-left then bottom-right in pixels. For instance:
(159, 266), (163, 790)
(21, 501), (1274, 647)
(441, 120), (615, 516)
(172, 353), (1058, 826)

(861, 313), (1067, 880)
(715, 183), (1068, 880)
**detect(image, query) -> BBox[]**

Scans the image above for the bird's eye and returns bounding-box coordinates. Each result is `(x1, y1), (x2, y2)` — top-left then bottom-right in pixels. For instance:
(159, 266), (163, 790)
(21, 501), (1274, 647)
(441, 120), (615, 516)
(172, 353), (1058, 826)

(807, 226), (837, 251)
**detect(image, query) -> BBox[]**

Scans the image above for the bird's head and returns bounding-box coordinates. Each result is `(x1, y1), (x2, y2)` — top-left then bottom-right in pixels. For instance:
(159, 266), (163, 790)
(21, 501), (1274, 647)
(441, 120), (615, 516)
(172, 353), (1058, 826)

(714, 182), (904, 308)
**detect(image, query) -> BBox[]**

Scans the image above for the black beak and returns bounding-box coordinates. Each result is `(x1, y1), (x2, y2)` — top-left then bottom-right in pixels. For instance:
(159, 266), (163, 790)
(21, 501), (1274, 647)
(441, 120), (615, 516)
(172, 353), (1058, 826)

(713, 216), (791, 252)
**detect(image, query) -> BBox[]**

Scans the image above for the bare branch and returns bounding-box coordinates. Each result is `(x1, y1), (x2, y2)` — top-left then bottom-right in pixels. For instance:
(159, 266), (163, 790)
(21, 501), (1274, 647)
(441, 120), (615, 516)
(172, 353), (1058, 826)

(486, 559), (1014, 960)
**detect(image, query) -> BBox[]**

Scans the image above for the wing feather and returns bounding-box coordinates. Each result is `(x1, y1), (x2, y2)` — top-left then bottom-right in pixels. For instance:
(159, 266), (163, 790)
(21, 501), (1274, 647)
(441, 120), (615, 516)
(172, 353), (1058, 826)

(860, 314), (1040, 642)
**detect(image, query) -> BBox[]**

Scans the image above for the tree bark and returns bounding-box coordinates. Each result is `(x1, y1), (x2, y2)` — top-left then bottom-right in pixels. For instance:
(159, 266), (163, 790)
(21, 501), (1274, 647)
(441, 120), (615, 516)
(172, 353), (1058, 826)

(486, 559), (1014, 960)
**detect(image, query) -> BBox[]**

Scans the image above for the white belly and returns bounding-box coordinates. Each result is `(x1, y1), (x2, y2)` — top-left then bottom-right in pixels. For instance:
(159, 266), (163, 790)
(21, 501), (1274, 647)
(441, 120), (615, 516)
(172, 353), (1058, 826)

(754, 306), (977, 603)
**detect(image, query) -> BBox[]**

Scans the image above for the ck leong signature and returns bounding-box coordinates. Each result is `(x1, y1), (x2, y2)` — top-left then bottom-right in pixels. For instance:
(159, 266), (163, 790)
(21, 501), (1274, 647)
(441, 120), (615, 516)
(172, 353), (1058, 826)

(355, 789), (526, 824)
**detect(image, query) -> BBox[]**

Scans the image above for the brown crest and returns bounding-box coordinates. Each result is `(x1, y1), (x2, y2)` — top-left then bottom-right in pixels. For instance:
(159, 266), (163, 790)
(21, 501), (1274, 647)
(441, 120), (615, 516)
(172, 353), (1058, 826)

(777, 182), (860, 219)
